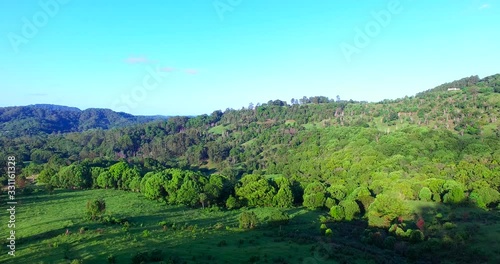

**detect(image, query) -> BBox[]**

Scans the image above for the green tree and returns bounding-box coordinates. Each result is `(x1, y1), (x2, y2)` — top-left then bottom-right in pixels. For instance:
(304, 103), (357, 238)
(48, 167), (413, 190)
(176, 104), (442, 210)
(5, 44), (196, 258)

(442, 180), (465, 204)
(226, 195), (239, 209)
(339, 199), (360, 221)
(418, 187), (432, 202)
(235, 174), (276, 207)
(330, 205), (345, 221)
(367, 191), (411, 227)
(303, 181), (326, 209)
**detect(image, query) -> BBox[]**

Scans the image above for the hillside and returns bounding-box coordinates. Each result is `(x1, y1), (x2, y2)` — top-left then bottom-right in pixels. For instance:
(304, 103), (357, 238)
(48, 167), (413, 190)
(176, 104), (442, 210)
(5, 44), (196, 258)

(0, 104), (169, 138)
(1, 74), (500, 263)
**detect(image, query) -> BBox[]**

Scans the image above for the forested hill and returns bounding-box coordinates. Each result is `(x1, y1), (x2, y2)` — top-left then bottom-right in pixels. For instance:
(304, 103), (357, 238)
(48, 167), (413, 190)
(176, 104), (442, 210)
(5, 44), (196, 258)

(0, 104), (169, 137)
(1, 73), (500, 168)
(2, 74), (500, 263)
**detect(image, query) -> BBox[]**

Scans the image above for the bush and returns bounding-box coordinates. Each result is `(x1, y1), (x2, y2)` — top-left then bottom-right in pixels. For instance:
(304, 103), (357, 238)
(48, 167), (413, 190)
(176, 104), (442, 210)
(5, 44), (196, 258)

(409, 230), (424, 243)
(443, 222), (456, 229)
(239, 211), (258, 229)
(325, 228), (333, 236)
(86, 198), (106, 221)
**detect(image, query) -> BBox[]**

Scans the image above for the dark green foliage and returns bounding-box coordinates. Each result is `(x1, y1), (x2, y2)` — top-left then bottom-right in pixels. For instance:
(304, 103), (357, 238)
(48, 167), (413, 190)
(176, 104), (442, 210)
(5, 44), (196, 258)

(409, 230), (425, 243)
(149, 249), (164, 262)
(86, 198), (106, 221)
(239, 211), (258, 229)
(131, 251), (149, 264)
(235, 174), (276, 207)
(383, 236), (397, 249)
(303, 181), (326, 209)
(367, 192), (410, 227)
(2, 74), (500, 263)
(225, 195), (239, 209)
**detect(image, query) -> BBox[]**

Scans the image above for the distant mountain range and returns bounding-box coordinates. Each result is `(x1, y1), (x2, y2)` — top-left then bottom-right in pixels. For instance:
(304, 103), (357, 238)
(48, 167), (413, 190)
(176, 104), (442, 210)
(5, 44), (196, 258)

(0, 104), (169, 137)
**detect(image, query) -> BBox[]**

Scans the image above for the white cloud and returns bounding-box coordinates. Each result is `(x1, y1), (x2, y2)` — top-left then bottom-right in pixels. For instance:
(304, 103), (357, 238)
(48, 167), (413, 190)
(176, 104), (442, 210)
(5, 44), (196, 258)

(479, 3), (490, 10)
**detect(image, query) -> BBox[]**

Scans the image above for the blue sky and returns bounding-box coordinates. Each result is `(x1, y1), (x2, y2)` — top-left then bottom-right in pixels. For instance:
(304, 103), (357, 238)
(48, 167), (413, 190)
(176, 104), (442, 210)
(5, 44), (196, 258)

(0, 0), (499, 115)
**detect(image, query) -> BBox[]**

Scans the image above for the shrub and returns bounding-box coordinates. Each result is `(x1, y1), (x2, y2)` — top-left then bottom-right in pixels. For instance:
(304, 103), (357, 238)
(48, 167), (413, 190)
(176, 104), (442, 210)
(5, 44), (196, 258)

(86, 198), (106, 221)
(443, 222), (456, 229)
(409, 230), (424, 243)
(142, 230), (151, 237)
(239, 211), (258, 229)
(159, 220), (168, 230)
(325, 228), (333, 236)
(395, 227), (412, 239)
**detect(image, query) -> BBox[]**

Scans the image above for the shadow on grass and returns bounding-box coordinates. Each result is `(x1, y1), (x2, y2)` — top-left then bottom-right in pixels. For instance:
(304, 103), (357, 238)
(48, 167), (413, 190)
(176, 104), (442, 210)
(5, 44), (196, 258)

(5, 189), (500, 264)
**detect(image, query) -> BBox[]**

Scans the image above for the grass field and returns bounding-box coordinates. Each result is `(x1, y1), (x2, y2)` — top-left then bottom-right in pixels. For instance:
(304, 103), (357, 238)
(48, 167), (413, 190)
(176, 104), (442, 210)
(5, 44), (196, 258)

(0, 189), (365, 264)
(2, 189), (499, 264)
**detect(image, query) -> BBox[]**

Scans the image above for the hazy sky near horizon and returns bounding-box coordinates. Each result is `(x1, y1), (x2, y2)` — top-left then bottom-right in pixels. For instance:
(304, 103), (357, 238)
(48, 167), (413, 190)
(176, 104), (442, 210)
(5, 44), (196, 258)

(1, 0), (499, 115)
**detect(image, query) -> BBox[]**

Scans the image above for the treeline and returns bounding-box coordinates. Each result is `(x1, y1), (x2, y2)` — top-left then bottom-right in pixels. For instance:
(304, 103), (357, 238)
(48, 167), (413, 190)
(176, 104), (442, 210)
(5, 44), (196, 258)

(31, 144), (500, 229)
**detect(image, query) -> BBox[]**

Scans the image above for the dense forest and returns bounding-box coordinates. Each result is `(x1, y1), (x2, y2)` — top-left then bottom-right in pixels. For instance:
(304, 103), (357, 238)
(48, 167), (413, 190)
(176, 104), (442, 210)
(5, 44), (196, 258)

(0, 104), (169, 138)
(1, 74), (500, 263)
